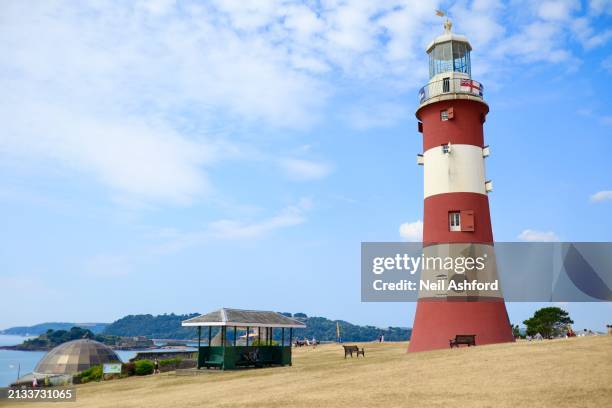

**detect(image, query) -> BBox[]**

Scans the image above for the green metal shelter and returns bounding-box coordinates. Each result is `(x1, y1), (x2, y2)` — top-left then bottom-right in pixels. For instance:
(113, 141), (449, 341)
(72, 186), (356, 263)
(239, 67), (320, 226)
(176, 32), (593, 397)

(182, 308), (306, 370)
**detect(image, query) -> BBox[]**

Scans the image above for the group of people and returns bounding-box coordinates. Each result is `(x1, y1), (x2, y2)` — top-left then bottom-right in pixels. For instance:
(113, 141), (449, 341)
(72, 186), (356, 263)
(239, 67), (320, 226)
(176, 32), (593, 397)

(526, 333), (544, 341)
(525, 328), (596, 341)
(294, 337), (318, 347)
(563, 328), (596, 338)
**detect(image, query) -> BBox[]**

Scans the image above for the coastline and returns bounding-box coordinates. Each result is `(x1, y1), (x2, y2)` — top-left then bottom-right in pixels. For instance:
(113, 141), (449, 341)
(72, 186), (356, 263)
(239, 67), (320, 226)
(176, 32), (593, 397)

(0, 344), (160, 352)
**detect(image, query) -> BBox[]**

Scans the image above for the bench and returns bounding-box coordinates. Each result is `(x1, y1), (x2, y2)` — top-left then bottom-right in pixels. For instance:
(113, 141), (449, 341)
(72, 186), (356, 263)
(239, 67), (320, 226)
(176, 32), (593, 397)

(203, 355), (224, 369)
(449, 335), (476, 348)
(343, 345), (365, 358)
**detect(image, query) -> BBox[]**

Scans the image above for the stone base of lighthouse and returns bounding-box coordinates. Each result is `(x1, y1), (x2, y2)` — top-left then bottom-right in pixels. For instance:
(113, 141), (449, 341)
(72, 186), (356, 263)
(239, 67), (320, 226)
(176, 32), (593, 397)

(408, 299), (514, 352)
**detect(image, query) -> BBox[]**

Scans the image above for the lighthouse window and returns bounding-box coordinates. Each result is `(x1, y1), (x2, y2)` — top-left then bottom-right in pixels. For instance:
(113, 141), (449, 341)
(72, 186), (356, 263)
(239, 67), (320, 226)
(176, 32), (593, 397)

(442, 77), (450, 92)
(449, 212), (461, 231)
(429, 42), (453, 77)
(452, 42), (471, 75)
(440, 110), (449, 121)
(428, 41), (471, 78)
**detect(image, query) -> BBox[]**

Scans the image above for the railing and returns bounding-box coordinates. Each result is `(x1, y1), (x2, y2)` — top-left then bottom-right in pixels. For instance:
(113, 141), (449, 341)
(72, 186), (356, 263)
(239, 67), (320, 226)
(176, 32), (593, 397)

(418, 77), (484, 104)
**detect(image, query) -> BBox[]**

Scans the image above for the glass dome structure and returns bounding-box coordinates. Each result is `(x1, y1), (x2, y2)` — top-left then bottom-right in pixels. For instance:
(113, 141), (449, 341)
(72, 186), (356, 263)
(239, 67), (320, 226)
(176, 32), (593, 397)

(34, 339), (121, 375)
(427, 33), (472, 78)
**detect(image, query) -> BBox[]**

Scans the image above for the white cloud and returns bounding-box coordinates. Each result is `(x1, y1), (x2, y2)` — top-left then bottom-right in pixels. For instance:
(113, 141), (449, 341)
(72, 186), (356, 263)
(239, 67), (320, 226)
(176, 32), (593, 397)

(518, 229), (560, 242)
(209, 208), (305, 239)
(155, 198), (313, 252)
(450, 0), (505, 50)
(1, 0), (610, 207)
(0, 101), (215, 204)
(399, 220), (423, 242)
(494, 22), (572, 63)
(279, 158), (333, 181)
(536, 0), (580, 21)
(589, 190), (612, 202)
(572, 17), (612, 49)
(589, 0), (612, 15)
(0, 1), (331, 205)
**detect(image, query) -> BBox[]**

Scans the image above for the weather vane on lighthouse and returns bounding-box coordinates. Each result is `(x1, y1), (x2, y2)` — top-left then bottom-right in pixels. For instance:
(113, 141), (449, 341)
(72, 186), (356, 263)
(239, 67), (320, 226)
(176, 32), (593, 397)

(408, 15), (514, 352)
(435, 9), (453, 33)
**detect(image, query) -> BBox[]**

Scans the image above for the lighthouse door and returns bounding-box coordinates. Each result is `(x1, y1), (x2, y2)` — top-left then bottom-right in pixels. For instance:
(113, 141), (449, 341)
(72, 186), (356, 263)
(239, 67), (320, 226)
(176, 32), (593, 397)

(442, 77), (450, 93)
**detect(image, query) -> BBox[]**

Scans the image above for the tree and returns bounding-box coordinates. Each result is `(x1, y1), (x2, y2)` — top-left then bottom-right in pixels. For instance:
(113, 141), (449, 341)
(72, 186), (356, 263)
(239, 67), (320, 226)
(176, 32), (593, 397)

(523, 307), (573, 338)
(512, 324), (521, 339)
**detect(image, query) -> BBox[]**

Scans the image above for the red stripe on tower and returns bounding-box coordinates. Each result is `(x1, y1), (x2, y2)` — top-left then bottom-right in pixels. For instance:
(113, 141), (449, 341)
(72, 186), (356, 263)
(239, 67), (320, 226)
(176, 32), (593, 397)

(409, 19), (514, 352)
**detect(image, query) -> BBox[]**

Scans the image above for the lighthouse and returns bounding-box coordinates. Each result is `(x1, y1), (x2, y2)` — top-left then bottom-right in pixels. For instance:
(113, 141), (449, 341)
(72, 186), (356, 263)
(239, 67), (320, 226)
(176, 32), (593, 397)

(408, 18), (515, 352)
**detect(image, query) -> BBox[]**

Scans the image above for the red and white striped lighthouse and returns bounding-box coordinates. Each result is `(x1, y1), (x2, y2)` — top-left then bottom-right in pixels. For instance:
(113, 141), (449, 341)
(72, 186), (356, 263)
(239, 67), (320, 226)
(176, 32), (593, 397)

(408, 18), (514, 352)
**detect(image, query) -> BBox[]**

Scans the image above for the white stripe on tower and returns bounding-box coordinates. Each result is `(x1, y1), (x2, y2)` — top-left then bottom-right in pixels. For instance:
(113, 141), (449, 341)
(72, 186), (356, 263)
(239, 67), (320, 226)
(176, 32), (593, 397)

(423, 144), (487, 198)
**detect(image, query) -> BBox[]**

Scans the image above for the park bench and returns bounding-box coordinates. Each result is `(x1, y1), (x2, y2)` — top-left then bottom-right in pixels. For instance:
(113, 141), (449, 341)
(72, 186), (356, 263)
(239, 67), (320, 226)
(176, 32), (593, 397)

(343, 345), (365, 358)
(449, 334), (476, 348)
(203, 354), (224, 369)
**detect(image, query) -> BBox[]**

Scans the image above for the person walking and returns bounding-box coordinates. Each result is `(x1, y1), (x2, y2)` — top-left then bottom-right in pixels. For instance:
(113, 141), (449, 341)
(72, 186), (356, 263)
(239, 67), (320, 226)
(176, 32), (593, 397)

(154, 359), (160, 374)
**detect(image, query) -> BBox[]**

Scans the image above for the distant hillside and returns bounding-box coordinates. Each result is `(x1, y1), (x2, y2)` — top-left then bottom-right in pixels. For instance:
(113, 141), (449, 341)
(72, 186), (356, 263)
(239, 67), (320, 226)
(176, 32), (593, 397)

(293, 316), (411, 342)
(0, 327), (119, 351)
(3, 314), (410, 342)
(1, 322), (108, 336)
(102, 313), (410, 342)
(103, 313), (199, 339)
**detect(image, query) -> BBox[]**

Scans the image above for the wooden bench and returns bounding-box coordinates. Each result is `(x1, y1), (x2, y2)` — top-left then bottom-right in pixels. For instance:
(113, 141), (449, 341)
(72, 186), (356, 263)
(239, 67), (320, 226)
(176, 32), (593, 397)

(449, 335), (476, 348)
(343, 345), (365, 358)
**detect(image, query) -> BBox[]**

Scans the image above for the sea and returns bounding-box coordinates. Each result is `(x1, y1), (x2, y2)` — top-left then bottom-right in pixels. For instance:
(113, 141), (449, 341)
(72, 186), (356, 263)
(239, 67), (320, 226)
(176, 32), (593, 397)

(0, 335), (156, 387)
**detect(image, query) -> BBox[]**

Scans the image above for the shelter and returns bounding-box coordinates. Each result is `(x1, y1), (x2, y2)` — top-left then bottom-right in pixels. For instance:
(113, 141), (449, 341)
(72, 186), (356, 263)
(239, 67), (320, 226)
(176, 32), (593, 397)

(182, 308), (306, 370)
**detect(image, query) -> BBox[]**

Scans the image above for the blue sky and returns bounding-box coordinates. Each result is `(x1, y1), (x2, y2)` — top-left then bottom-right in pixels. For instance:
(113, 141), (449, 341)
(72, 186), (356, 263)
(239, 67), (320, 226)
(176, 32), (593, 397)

(0, 0), (611, 331)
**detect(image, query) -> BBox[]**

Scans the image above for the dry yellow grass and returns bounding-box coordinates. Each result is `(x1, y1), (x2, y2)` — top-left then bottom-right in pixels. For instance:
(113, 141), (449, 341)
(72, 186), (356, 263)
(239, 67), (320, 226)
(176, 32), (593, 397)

(6, 336), (611, 408)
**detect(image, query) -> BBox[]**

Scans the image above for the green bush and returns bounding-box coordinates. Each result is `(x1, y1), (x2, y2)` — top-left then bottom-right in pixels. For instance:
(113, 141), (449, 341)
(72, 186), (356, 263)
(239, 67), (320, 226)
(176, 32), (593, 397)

(159, 357), (182, 367)
(75, 365), (103, 383)
(134, 359), (154, 375)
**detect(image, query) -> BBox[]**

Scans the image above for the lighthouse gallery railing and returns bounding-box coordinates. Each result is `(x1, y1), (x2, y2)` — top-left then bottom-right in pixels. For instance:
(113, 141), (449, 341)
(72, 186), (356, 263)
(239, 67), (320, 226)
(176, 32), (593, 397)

(418, 77), (484, 104)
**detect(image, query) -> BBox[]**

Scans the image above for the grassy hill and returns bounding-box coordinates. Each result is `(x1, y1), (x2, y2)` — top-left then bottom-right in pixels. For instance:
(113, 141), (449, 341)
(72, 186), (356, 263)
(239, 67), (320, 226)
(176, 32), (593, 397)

(24, 335), (611, 408)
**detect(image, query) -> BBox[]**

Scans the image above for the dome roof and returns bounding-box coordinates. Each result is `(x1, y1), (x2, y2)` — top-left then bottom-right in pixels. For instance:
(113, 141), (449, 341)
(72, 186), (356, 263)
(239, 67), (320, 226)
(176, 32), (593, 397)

(426, 19), (472, 53)
(34, 339), (121, 375)
(426, 32), (472, 53)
